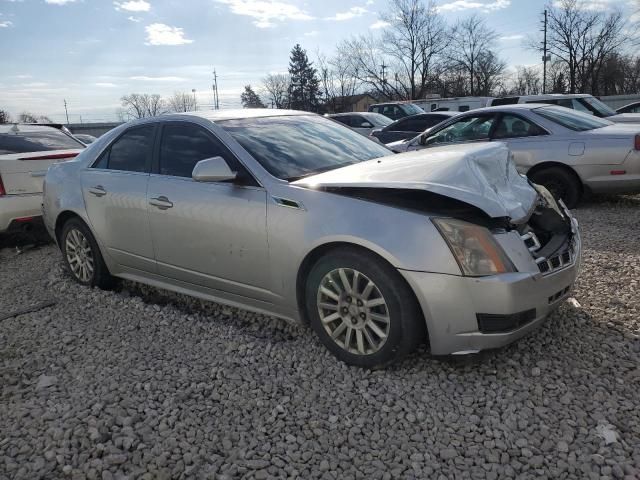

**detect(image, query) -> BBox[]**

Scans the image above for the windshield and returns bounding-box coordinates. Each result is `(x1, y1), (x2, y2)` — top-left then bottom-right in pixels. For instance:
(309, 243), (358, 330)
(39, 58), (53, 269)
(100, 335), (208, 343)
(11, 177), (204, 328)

(581, 97), (617, 117)
(221, 115), (393, 181)
(533, 106), (612, 131)
(404, 103), (425, 115)
(366, 113), (394, 127)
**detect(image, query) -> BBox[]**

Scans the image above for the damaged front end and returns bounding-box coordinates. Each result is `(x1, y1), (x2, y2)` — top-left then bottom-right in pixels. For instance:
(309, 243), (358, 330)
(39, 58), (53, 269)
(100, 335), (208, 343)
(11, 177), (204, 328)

(517, 185), (579, 276)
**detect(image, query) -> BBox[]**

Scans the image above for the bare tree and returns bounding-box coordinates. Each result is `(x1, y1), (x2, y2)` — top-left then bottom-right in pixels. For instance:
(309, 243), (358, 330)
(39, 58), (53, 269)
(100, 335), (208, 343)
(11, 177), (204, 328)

(317, 52), (361, 113)
(510, 66), (542, 95)
(474, 51), (507, 96)
(167, 91), (197, 113)
(380, 0), (449, 99)
(450, 15), (498, 96)
(337, 0), (449, 100)
(531, 0), (626, 94)
(0, 109), (11, 124)
(120, 93), (166, 119)
(18, 112), (53, 123)
(261, 73), (290, 108)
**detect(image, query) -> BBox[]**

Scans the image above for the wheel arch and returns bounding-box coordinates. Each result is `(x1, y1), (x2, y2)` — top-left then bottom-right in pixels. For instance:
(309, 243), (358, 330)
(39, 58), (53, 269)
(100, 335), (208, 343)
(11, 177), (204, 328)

(54, 210), (85, 245)
(295, 241), (426, 336)
(526, 161), (584, 192)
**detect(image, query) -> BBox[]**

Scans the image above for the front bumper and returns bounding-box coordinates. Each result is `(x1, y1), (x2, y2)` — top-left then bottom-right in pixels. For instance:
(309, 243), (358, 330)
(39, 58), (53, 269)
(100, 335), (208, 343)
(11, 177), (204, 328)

(400, 220), (582, 356)
(0, 193), (44, 233)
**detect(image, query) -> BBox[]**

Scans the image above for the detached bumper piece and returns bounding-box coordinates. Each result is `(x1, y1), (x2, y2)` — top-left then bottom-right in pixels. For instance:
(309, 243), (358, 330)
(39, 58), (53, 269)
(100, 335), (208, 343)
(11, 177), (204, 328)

(476, 309), (536, 334)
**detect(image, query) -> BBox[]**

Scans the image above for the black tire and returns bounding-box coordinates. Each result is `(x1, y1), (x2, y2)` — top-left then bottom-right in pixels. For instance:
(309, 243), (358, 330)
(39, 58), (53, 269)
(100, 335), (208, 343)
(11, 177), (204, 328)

(529, 166), (582, 209)
(60, 218), (117, 289)
(305, 247), (425, 368)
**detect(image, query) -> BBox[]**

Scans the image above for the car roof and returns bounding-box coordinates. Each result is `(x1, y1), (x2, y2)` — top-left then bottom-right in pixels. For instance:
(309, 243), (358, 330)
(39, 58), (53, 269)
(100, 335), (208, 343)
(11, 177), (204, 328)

(327, 112), (378, 117)
(0, 123), (67, 134)
(458, 104), (549, 114)
(176, 108), (308, 122)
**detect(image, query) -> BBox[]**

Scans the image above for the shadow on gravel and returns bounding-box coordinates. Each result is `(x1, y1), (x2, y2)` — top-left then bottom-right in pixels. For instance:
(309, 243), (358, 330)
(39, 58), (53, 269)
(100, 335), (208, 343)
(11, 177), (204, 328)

(576, 193), (640, 210)
(0, 226), (53, 252)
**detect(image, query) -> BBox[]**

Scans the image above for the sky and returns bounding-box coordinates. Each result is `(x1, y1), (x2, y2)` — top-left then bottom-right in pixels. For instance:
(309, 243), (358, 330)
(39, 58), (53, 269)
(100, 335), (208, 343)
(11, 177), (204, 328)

(0, 0), (636, 123)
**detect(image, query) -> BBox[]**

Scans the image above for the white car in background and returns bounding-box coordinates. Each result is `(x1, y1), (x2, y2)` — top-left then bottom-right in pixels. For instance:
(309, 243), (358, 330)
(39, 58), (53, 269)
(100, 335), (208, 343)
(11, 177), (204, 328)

(0, 124), (84, 234)
(326, 112), (393, 136)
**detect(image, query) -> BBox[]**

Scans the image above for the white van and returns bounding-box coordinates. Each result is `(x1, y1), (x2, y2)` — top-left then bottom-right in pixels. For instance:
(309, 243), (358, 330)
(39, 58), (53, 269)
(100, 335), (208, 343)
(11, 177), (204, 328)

(488, 94), (640, 123)
(412, 97), (493, 113)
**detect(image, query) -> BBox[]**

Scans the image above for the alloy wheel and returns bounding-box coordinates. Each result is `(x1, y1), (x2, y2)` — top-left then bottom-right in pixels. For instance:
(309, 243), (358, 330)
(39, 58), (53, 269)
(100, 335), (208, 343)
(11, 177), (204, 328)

(65, 228), (95, 283)
(316, 268), (391, 355)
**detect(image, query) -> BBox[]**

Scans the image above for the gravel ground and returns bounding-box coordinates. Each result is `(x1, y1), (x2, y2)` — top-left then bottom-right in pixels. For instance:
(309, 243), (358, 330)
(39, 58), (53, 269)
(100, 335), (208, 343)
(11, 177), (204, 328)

(1, 195), (639, 480)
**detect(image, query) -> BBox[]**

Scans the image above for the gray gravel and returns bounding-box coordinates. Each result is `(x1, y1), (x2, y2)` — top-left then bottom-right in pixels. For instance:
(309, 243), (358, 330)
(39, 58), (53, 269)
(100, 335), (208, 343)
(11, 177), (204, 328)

(1, 195), (639, 480)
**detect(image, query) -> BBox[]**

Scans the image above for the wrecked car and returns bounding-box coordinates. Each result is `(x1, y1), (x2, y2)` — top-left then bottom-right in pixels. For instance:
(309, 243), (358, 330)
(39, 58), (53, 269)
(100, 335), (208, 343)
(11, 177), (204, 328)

(42, 110), (581, 367)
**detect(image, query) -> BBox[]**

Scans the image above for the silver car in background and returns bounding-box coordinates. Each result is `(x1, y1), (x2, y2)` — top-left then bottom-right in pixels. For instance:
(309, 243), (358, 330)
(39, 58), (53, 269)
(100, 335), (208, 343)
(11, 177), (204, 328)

(389, 104), (640, 208)
(43, 110), (581, 367)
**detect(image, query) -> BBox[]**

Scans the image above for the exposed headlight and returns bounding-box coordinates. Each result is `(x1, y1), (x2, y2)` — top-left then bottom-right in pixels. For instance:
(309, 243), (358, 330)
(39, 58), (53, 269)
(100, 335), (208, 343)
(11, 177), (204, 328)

(432, 218), (516, 276)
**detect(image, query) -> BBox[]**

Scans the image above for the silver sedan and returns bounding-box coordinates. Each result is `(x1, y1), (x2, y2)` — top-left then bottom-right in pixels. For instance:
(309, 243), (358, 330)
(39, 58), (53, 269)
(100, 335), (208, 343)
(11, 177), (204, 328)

(389, 104), (640, 208)
(42, 110), (581, 367)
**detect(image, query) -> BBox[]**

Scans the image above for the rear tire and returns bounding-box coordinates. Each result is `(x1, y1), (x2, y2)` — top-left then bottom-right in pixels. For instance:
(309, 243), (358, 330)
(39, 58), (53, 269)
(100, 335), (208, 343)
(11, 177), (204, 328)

(305, 247), (425, 368)
(60, 218), (116, 289)
(529, 166), (582, 209)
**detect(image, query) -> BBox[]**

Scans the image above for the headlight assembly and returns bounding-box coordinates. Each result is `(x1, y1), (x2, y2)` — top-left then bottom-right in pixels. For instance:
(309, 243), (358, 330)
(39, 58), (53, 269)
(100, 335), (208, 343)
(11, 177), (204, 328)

(432, 218), (516, 276)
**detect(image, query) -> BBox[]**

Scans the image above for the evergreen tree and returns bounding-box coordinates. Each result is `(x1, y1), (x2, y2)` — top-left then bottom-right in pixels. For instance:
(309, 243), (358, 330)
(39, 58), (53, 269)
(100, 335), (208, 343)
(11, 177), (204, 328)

(288, 44), (321, 112)
(240, 85), (266, 108)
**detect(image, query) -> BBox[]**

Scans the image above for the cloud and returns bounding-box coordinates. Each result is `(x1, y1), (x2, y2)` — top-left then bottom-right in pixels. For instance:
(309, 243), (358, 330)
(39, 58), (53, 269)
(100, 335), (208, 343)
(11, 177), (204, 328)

(95, 82), (118, 87)
(304, 30), (318, 36)
(130, 75), (187, 81)
(215, 0), (313, 28)
(325, 6), (368, 21)
(127, 15), (141, 22)
(370, 19), (390, 29)
(499, 34), (524, 41)
(552, 0), (620, 10)
(366, 0), (374, 4)
(144, 23), (193, 45)
(44, 0), (79, 4)
(0, 20), (12, 27)
(114, 0), (151, 12)
(438, 0), (510, 12)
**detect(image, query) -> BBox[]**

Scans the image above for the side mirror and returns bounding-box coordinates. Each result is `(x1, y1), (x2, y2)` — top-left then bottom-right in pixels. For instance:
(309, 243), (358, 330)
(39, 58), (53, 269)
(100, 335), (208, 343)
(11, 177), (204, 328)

(192, 156), (237, 183)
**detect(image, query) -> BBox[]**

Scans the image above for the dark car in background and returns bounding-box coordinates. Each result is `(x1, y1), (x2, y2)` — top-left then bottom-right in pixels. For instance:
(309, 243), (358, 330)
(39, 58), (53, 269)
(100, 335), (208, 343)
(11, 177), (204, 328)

(326, 112), (393, 136)
(370, 112), (458, 144)
(616, 101), (640, 114)
(368, 102), (424, 121)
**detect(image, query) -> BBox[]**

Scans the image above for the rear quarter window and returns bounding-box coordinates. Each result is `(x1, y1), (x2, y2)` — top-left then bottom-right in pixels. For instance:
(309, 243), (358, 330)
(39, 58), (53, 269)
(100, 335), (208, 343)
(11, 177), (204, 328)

(0, 130), (84, 155)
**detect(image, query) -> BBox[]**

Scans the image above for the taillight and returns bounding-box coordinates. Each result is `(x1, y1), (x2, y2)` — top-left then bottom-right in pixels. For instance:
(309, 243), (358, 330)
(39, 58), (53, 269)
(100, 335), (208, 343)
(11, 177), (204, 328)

(0, 174), (5, 196)
(17, 152), (79, 161)
(635, 135), (640, 151)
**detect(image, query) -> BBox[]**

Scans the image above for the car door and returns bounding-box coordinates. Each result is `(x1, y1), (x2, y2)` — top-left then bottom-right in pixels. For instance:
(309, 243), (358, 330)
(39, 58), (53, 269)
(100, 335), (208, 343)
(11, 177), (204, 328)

(147, 121), (272, 301)
(80, 124), (156, 272)
(490, 113), (554, 171)
(377, 117), (414, 144)
(413, 113), (498, 151)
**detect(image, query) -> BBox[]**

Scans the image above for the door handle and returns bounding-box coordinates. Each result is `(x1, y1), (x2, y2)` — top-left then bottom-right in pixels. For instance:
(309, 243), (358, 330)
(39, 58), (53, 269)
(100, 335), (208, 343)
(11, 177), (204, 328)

(149, 196), (173, 210)
(88, 185), (107, 197)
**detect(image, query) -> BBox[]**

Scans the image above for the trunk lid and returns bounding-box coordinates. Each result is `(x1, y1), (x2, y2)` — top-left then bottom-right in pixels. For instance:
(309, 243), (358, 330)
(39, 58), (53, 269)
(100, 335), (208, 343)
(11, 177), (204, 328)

(293, 142), (538, 223)
(0, 149), (81, 194)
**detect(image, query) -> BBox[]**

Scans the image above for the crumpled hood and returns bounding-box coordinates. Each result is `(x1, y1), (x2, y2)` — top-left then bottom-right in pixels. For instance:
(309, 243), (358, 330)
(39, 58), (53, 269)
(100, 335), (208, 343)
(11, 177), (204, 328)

(293, 142), (538, 223)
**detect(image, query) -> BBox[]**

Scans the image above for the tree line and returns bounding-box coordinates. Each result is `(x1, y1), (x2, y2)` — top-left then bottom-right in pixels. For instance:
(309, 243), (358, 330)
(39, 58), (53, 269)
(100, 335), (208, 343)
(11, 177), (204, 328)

(252, 0), (640, 112)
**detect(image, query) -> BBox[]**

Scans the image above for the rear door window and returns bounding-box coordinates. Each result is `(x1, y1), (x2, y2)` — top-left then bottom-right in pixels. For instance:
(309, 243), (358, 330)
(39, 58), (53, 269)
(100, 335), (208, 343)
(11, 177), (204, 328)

(0, 129), (84, 155)
(331, 116), (352, 127)
(492, 114), (547, 139)
(94, 125), (154, 173)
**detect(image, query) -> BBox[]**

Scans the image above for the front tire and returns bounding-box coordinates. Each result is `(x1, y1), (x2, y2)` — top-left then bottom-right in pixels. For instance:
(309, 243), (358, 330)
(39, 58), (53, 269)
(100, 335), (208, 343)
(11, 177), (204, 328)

(61, 218), (116, 289)
(305, 248), (424, 368)
(529, 167), (582, 209)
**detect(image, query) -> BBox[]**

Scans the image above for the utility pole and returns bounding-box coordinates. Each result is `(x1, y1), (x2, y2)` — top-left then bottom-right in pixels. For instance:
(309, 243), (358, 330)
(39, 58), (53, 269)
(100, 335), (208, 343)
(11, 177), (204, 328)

(380, 63), (387, 98)
(212, 69), (220, 110)
(542, 9), (549, 94)
(63, 99), (70, 124)
(192, 88), (197, 111)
